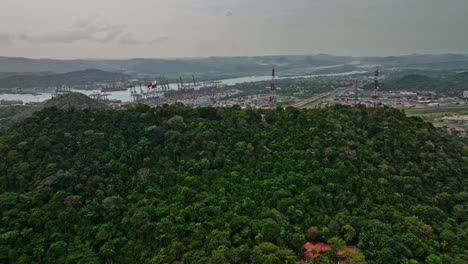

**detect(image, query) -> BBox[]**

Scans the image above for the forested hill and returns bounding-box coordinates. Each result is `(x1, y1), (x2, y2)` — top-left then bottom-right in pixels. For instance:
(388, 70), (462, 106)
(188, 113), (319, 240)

(44, 92), (107, 109)
(364, 72), (468, 96)
(0, 93), (106, 132)
(0, 69), (128, 89)
(0, 105), (467, 264)
(381, 74), (442, 92)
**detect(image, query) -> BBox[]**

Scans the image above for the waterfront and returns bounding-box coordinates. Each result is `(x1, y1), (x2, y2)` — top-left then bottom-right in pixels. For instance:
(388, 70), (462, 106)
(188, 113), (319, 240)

(0, 71), (367, 104)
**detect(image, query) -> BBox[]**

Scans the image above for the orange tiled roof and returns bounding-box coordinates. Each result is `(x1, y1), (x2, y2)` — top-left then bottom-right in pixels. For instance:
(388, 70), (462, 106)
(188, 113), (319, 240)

(303, 242), (332, 259)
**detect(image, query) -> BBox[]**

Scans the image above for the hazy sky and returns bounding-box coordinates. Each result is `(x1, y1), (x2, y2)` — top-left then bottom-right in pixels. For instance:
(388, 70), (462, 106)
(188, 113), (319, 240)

(0, 0), (467, 59)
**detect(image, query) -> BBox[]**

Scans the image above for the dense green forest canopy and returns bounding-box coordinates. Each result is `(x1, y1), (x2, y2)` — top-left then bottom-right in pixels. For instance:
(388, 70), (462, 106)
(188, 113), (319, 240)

(0, 93), (106, 132)
(0, 104), (467, 264)
(44, 93), (107, 110)
(0, 69), (128, 89)
(364, 71), (468, 96)
(0, 105), (35, 132)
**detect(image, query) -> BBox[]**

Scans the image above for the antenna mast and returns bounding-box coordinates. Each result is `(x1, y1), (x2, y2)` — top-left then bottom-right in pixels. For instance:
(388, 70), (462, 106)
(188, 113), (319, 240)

(354, 80), (359, 106)
(269, 68), (277, 107)
(179, 77), (184, 90)
(373, 70), (379, 107)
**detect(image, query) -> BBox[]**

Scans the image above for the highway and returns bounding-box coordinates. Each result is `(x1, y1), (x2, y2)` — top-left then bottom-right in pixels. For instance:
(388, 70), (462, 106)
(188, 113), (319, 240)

(289, 87), (349, 108)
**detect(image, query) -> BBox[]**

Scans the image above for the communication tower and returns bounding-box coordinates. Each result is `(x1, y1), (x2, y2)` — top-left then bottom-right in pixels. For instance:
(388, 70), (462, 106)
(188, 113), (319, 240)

(354, 80), (359, 106)
(373, 70), (380, 106)
(269, 68), (277, 107)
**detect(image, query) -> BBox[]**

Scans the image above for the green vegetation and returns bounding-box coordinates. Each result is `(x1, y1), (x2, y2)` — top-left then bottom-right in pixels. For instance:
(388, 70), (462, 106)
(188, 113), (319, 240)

(403, 106), (468, 119)
(0, 55), (352, 75)
(0, 72), (54, 79)
(407, 112), (461, 118)
(0, 69), (128, 89)
(224, 77), (338, 100)
(403, 106), (468, 112)
(0, 105), (40, 131)
(406, 111), (468, 121)
(45, 92), (107, 109)
(372, 74), (441, 93)
(300, 91), (343, 109)
(0, 93), (106, 131)
(364, 71), (468, 96)
(0, 104), (467, 264)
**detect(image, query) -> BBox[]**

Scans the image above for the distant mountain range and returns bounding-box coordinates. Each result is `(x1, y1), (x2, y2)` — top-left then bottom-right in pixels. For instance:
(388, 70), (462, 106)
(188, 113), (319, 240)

(0, 54), (467, 76)
(364, 71), (468, 96)
(0, 69), (128, 89)
(0, 71), (54, 79)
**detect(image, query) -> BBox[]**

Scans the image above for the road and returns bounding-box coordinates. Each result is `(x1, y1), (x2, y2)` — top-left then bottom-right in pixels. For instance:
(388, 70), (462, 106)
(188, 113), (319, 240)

(289, 87), (349, 108)
(406, 107), (468, 115)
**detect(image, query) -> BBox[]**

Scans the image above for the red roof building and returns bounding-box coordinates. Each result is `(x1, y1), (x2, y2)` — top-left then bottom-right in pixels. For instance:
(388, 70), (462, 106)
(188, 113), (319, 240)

(302, 242), (354, 263)
(303, 242), (332, 261)
(303, 242), (331, 253)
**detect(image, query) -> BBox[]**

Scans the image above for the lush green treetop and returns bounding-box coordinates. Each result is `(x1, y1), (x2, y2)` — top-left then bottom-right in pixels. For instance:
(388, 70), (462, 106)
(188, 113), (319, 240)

(0, 104), (466, 263)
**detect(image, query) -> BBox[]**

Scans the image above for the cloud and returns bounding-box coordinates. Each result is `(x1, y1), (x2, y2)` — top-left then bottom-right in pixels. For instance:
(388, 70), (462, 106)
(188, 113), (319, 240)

(224, 10), (233, 17)
(17, 32), (33, 42)
(0, 33), (13, 44)
(42, 18), (125, 43)
(37, 30), (94, 44)
(118, 33), (145, 45)
(149, 36), (170, 45)
(12, 16), (133, 44)
(95, 25), (126, 43)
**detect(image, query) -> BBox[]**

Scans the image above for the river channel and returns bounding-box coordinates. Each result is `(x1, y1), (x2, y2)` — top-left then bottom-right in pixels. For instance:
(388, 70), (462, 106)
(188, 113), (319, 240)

(0, 71), (367, 104)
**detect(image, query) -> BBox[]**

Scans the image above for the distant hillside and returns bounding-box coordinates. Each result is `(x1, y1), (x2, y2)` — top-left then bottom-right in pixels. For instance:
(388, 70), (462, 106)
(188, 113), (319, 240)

(384, 74), (442, 91)
(361, 54), (468, 69)
(365, 72), (468, 96)
(0, 56), (352, 75)
(44, 92), (107, 109)
(0, 93), (106, 131)
(0, 69), (128, 89)
(385, 69), (452, 80)
(0, 71), (54, 79)
(1, 54), (467, 76)
(0, 105), (39, 132)
(446, 71), (468, 91)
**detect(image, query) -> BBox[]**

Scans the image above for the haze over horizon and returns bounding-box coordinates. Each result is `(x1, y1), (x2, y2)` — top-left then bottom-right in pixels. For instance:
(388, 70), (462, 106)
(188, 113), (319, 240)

(1, 0), (467, 59)
(2, 52), (468, 62)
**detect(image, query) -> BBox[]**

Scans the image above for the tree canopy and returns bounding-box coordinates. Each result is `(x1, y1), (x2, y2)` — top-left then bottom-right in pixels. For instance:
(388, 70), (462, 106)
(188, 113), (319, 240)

(364, 72), (468, 96)
(0, 104), (466, 263)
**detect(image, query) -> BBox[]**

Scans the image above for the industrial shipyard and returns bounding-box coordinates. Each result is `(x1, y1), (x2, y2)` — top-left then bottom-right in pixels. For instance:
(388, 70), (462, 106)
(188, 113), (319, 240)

(1, 64), (467, 137)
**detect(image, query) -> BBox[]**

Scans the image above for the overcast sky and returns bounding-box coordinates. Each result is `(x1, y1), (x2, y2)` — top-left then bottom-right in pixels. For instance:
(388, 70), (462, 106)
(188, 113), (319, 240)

(0, 0), (467, 59)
